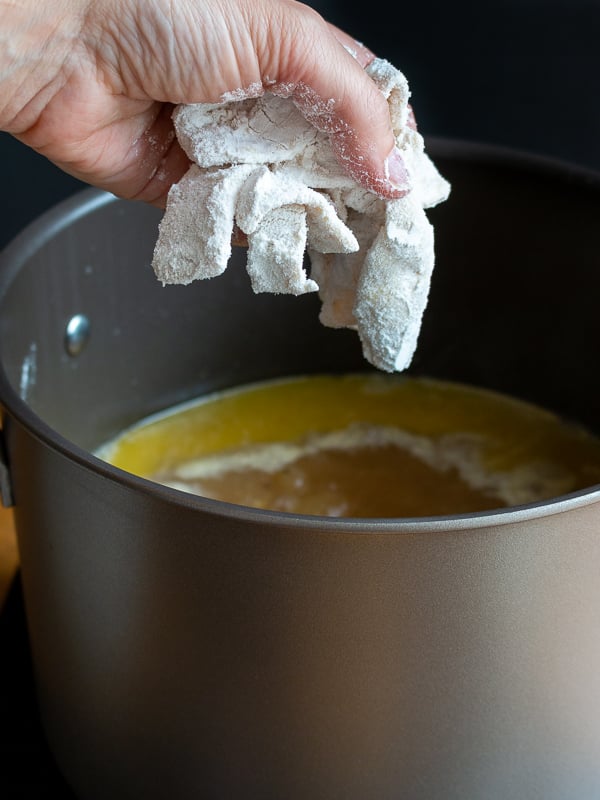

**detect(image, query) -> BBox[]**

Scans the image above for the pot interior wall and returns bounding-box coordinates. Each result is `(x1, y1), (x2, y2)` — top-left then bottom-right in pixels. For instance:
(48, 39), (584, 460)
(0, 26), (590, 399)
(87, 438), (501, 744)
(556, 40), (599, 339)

(1, 141), (599, 452)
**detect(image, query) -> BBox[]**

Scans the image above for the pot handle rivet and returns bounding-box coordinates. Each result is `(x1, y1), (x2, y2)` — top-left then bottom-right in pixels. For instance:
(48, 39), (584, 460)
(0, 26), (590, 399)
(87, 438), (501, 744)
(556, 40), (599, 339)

(65, 314), (91, 357)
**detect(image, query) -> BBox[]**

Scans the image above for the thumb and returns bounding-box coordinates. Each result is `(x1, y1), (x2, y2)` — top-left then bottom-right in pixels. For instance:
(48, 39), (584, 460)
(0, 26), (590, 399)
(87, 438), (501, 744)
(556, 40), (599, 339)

(264, 8), (407, 199)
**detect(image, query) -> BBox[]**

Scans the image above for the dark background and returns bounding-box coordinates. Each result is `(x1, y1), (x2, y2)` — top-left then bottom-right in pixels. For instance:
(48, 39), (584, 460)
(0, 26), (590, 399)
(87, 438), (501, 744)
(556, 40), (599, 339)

(312, 0), (600, 170)
(1, 0), (599, 252)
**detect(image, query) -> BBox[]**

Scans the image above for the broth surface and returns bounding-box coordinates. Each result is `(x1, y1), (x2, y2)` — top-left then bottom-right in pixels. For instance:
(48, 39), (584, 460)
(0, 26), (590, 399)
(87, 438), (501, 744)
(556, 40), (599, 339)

(97, 374), (600, 518)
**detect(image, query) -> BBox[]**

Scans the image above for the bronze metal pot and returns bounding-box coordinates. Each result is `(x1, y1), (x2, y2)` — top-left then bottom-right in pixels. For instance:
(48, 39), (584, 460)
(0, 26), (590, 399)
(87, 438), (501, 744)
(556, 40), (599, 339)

(1, 140), (600, 799)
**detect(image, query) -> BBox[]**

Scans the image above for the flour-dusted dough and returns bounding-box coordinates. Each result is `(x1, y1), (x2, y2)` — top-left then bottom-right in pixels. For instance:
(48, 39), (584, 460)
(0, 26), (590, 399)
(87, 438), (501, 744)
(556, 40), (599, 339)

(152, 58), (450, 372)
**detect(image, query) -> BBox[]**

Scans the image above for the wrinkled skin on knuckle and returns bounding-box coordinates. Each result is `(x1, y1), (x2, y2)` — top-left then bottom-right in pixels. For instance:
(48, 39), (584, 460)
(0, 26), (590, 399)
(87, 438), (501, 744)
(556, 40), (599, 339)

(248, 0), (331, 89)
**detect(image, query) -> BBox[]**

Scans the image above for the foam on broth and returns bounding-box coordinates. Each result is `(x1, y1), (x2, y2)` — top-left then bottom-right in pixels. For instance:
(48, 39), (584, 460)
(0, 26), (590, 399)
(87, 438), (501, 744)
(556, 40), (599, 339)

(96, 374), (600, 518)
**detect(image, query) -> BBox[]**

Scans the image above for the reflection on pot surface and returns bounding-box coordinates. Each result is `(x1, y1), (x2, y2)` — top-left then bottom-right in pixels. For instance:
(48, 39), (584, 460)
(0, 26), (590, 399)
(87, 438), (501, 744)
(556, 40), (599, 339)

(97, 373), (600, 517)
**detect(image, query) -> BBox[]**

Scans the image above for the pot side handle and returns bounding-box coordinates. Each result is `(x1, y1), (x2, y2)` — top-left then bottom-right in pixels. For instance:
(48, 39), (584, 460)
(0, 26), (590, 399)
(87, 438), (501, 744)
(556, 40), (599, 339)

(0, 428), (14, 508)
(0, 426), (17, 609)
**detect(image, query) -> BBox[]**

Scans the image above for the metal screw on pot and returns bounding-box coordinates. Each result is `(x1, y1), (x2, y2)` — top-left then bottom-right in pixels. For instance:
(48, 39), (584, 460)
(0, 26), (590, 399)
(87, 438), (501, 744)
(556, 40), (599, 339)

(64, 313), (90, 357)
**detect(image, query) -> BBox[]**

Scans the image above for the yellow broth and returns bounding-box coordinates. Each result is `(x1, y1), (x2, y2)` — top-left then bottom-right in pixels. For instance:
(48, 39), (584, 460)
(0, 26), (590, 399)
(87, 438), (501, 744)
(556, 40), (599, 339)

(96, 374), (600, 518)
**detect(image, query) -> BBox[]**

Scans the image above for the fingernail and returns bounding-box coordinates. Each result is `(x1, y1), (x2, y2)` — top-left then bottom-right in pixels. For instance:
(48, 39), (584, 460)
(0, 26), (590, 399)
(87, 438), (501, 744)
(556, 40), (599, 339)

(339, 37), (374, 66)
(384, 147), (411, 195)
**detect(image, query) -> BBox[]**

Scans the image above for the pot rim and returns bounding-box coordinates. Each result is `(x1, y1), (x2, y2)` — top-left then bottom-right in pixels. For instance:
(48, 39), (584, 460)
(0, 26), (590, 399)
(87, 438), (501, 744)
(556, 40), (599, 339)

(1, 137), (600, 534)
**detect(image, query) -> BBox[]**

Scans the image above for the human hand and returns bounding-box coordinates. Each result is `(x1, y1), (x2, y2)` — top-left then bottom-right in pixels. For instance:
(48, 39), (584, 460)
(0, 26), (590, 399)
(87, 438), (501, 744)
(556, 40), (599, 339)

(0, 0), (409, 207)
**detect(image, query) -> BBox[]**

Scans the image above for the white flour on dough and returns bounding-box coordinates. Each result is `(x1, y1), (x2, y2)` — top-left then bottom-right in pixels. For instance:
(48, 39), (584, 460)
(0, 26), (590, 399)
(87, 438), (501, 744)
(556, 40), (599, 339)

(152, 58), (450, 372)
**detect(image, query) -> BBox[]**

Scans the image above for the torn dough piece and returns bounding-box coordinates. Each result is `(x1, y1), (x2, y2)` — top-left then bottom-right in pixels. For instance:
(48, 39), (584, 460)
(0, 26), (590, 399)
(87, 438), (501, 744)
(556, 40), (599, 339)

(152, 58), (450, 372)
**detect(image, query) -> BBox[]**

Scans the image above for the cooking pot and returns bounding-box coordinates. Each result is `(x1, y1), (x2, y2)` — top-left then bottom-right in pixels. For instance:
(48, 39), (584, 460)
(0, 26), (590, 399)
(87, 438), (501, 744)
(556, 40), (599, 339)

(1, 139), (600, 800)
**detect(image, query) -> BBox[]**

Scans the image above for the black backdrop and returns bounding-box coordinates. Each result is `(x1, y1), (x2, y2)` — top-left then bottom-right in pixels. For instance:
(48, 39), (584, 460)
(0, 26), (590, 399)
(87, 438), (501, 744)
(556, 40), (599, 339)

(1, 0), (599, 250)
